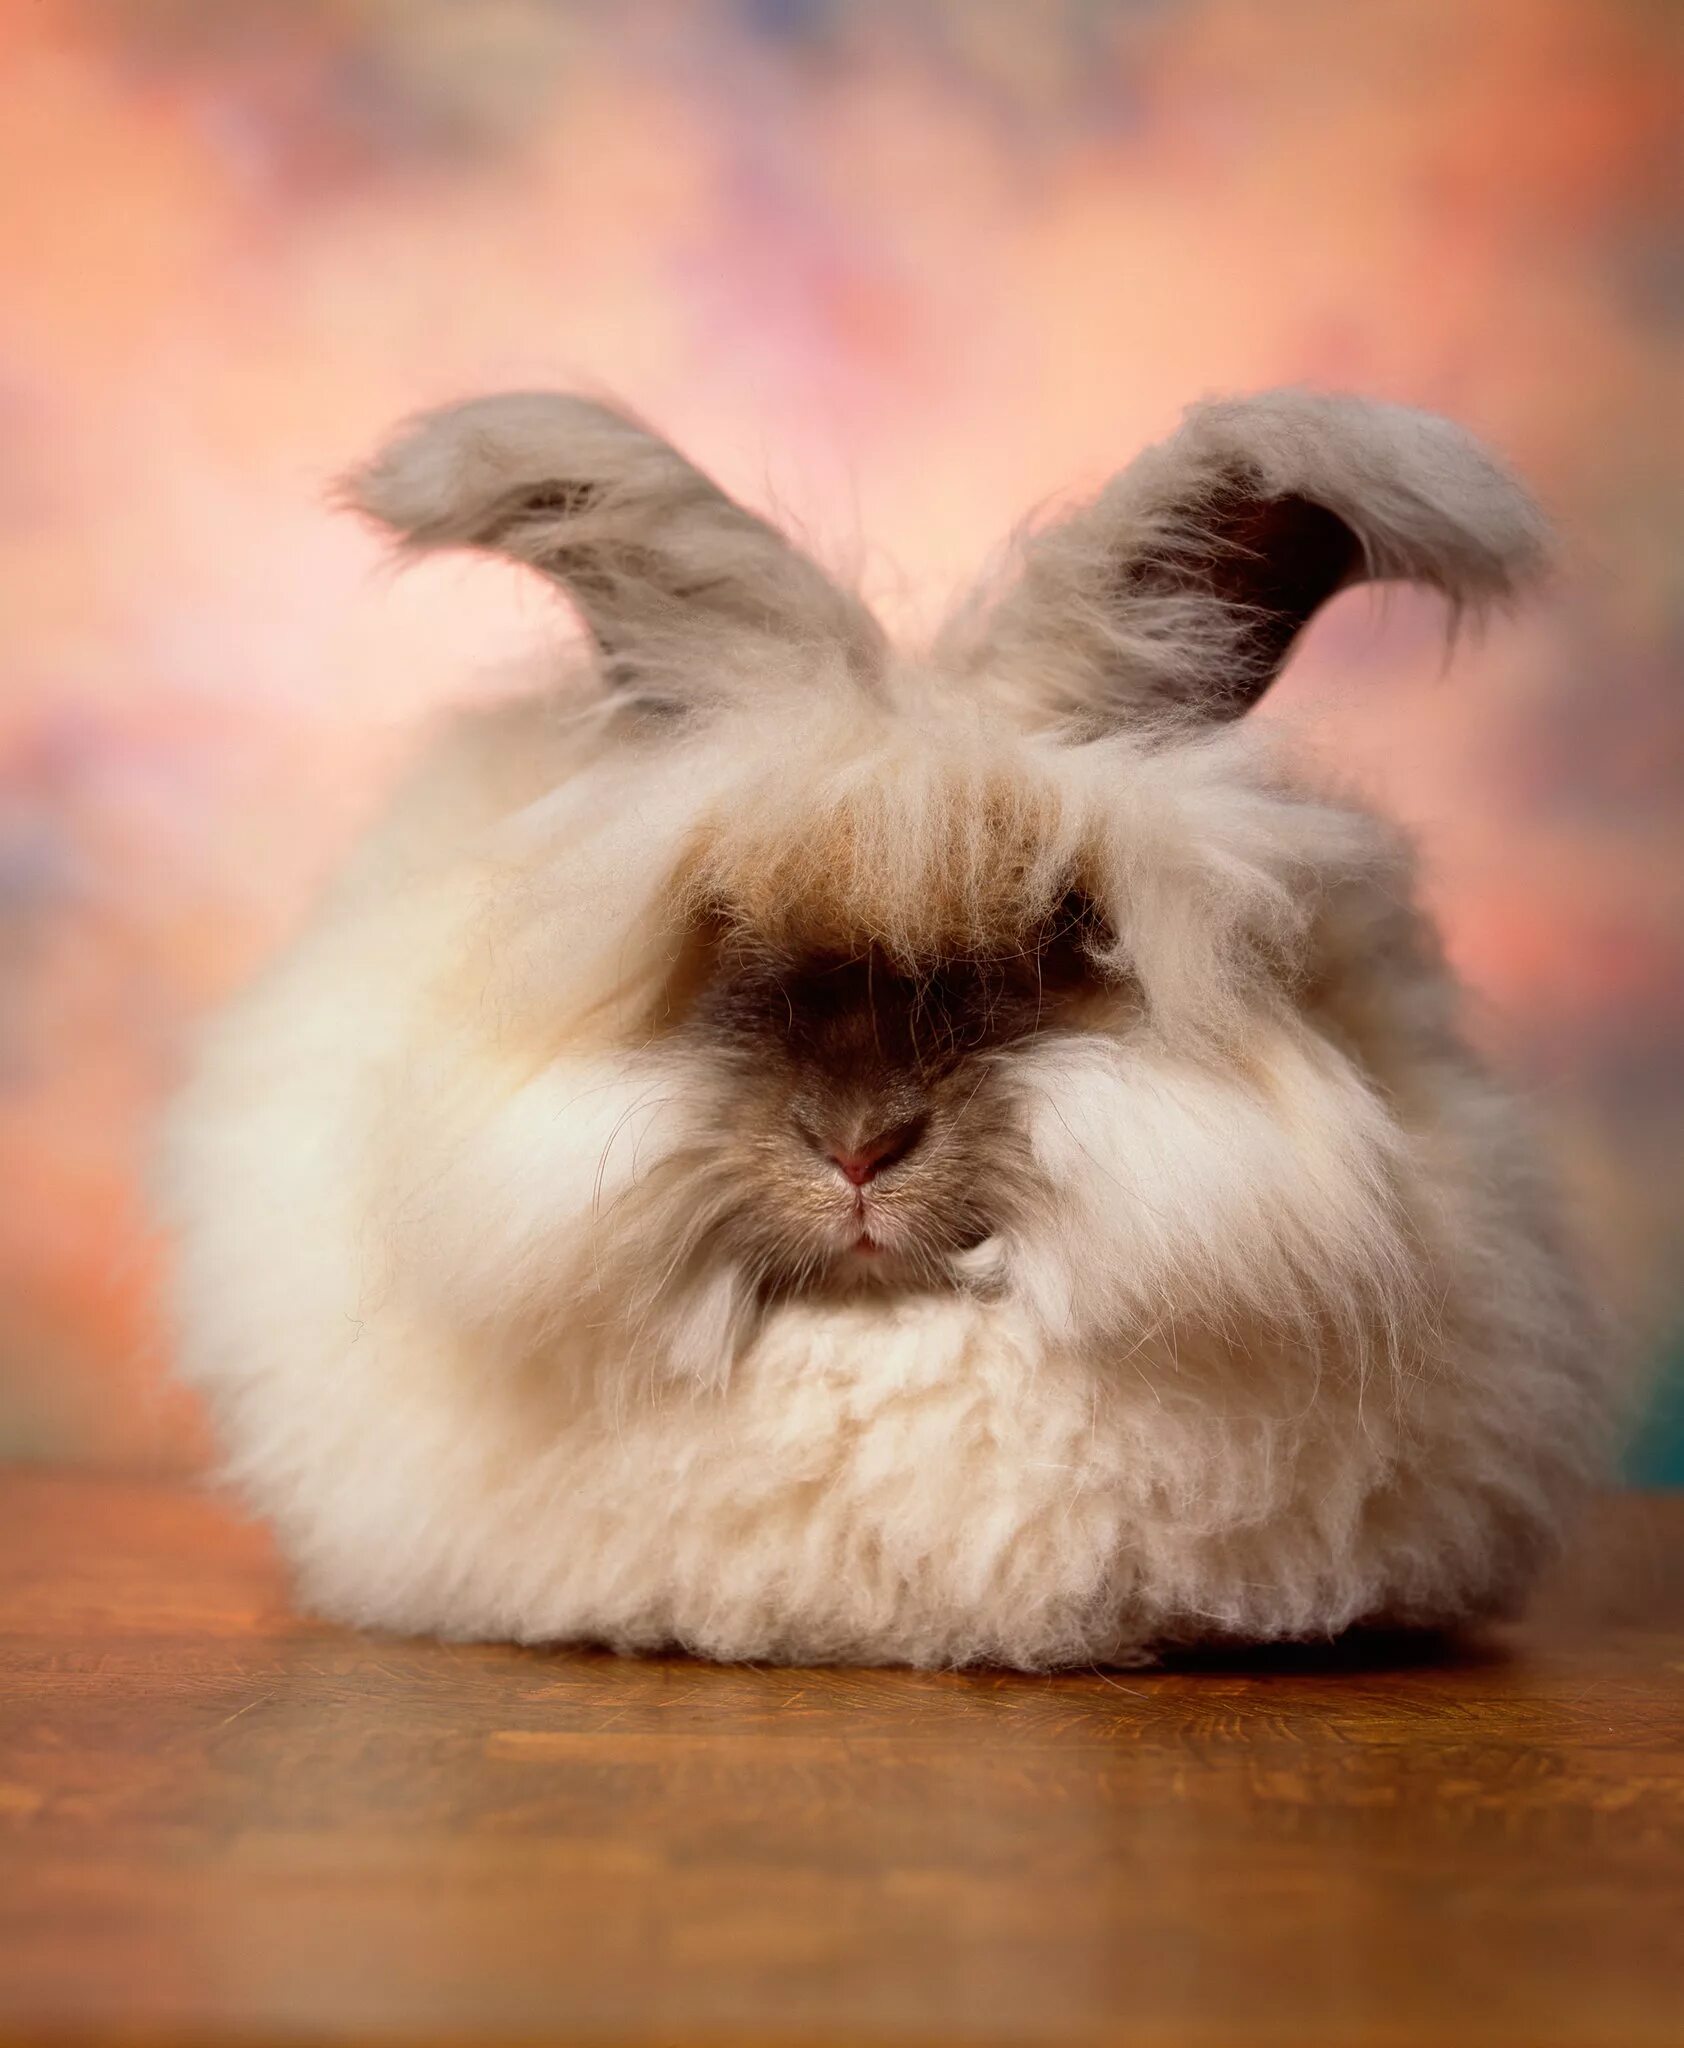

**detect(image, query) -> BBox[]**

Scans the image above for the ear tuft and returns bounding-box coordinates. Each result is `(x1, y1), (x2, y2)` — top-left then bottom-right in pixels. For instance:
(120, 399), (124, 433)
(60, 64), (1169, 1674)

(344, 393), (642, 554)
(1163, 389), (1551, 613)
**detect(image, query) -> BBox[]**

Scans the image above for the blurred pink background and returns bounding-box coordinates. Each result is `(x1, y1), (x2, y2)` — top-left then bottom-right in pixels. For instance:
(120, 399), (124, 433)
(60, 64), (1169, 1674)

(2, 0), (1680, 1470)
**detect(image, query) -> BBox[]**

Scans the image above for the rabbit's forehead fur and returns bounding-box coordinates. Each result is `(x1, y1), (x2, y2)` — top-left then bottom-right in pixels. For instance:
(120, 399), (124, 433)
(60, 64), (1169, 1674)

(651, 680), (1380, 1001)
(678, 681), (1092, 962)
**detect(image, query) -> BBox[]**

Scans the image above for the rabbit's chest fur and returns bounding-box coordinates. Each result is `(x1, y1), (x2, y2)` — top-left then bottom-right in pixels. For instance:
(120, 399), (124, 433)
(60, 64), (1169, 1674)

(197, 1271), (1471, 1669)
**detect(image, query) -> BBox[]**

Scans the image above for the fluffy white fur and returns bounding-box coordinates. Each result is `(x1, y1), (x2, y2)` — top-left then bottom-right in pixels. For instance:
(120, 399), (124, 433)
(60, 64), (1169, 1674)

(159, 389), (1617, 1668)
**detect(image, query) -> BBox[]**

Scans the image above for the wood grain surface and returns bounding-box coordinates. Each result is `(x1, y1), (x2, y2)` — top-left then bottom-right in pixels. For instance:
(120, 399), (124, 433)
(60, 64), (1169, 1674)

(0, 1468), (1679, 2048)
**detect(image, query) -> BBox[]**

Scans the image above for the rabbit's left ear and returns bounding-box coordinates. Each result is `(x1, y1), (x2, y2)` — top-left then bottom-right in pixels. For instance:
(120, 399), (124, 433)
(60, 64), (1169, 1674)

(955, 391), (1550, 726)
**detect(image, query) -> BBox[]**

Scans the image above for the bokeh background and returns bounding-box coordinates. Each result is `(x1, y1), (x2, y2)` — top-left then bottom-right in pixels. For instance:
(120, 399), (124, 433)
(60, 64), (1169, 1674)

(2, 0), (1680, 1475)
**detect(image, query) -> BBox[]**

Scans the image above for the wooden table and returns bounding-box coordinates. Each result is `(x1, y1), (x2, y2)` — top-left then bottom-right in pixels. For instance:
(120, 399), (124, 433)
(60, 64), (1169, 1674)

(1, 1470), (1679, 2047)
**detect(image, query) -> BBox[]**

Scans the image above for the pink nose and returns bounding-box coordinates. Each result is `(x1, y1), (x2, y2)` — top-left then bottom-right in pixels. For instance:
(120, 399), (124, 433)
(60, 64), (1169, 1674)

(828, 1123), (922, 1186)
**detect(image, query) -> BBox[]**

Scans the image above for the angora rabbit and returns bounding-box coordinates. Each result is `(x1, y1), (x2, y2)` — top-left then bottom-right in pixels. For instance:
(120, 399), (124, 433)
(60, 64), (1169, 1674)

(161, 388), (1618, 1668)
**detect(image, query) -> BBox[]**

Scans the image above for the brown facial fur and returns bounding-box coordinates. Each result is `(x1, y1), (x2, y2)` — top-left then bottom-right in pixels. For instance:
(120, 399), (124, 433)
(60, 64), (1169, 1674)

(673, 897), (1120, 1299)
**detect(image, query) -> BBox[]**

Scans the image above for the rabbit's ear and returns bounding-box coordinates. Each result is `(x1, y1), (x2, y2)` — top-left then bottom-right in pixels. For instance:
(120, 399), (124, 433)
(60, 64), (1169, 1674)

(957, 391), (1549, 725)
(345, 393), (883, 695)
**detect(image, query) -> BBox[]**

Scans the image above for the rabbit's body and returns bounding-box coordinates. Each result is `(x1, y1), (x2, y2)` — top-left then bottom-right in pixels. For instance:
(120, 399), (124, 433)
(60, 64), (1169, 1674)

(162, 391), (1616, 1667)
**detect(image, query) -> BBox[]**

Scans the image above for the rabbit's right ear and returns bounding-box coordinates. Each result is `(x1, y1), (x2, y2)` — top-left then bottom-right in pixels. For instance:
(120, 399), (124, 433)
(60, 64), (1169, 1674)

(950, 390), (1550, 729)
(345, 393), (883, 699)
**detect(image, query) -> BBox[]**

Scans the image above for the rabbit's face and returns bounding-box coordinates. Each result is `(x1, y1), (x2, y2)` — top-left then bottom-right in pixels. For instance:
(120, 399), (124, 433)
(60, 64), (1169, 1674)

(680, 898), (1115, 1296)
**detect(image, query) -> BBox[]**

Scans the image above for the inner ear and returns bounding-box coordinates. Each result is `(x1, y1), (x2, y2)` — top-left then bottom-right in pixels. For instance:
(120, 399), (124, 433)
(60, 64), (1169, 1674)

(1125, 479), (1363, 718)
